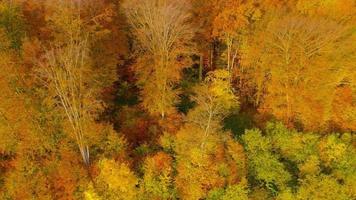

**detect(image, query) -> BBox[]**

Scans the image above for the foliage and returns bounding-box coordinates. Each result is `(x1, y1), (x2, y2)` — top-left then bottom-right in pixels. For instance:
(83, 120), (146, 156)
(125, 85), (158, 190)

(188, 69), (239, 140)
(140, 152), (176, 199)
(0, 1), (355, 199)
(93, 159), (138, 200)
(241, 12), (355, 130)
(0, 1), (25, 51)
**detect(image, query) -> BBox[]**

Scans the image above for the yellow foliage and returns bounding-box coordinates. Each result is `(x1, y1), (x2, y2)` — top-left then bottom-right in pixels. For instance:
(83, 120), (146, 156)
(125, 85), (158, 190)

(96, 159), (138, 200)
(141, 152), (174, 199)
(299, 155), (320, 176)
(318, 135), (347, 166)
(296, 0), (356, 19)
(188, 69), (238, 137)
(296, 175), (350, 200)
(84, 184), (102, 200)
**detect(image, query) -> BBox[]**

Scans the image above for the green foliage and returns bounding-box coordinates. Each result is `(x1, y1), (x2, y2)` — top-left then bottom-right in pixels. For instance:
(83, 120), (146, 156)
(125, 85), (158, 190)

(266, 122), (320, 163)
(242, 127), (294, 194)
(243, 122), (355, 198)
(207, 188), (225, 200)
(134, 144), (154, 157)
(116, 81), (139, 107)
(296, 175), (351, 200)
(222, 183), (249, 200)
(207, 182), (249, 200)
(177, 93), (196, 114)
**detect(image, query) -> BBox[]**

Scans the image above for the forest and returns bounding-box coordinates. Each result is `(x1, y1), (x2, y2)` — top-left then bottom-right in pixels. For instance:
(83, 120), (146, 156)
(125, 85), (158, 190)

(0, 0), (355, 199)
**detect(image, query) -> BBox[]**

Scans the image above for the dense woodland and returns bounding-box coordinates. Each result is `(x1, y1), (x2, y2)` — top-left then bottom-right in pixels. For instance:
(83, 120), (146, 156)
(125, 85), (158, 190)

(0, 0), (355, 199)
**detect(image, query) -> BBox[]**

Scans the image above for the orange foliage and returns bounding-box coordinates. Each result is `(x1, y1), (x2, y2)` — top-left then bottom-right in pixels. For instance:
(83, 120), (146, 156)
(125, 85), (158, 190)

(332, 87), (356, 131)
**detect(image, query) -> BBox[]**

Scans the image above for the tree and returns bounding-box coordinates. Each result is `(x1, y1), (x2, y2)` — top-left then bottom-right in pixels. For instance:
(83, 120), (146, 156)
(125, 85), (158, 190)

(207, 181), (248, 200)
(140, 152), (176, 199)
(0, 36), (22, 155)
(0, 1), (355, 199)
(296, 0), (356, 20)
(171, 69), (244, 199)
(212, 0), (260, 81)
(37, 1), (92, 165)
(296, 175), (351, 200)
(187, 69), (238, 147)
(91, 158), (139, 200)
(173, 124), (247, 199)
(242, 13), (354, 130)
(123, 0), (195, 118)
(242, 128), (292, 194)
(243, 122), (355, 198)
(37, 0), (120, 165)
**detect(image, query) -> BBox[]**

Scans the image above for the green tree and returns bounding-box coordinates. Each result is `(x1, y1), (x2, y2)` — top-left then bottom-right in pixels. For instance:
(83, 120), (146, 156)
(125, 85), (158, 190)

(242, 128), (291, 194)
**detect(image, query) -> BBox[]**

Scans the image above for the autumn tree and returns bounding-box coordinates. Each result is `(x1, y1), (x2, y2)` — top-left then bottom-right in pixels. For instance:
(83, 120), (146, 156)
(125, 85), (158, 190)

(123, 0), (195, 118)
(331, 86), (356, 131)
(36, 1), (91, 165)
(37, 0), (119, 165)
(0, 31), (23, 156)
(0, 4), (43, 198)
(173, 124), (247, 199)
(140, 152), (176, 199)
(87, 158), (138, 200)
(242, 13), (354, 130)
(212, 0), (260, 81)
(169, 69), (244, 199)
(187, 69), (238, 147)
(189, 0), (219, 79)
(0, 1), (355, 199)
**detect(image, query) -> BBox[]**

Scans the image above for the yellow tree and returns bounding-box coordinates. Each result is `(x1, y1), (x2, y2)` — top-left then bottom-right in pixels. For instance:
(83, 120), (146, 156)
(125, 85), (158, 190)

(90, 158), (139, 200)
(212, 0), (260, 82)
(0, 37), (65, 200)
(0, 31), (22, 155)
(242, 13), (354, 130)
(188, 69), (238, 147)
(173, 123), (247, 199)
(171, 69), (243, 199)
(37, 0), (115, 165)
(140, 152), (175, 199)
(123, 0), (195, 118)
